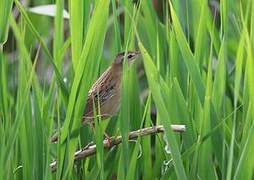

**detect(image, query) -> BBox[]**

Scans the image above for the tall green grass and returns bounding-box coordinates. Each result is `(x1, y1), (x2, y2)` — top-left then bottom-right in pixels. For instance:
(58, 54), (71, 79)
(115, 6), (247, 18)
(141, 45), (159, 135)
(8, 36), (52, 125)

(0, 0), (254, 179)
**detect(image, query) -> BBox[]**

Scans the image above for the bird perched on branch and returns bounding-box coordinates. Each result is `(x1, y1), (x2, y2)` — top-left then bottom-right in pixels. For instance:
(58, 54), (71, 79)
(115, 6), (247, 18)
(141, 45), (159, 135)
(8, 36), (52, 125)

(51, 51), (140, 142)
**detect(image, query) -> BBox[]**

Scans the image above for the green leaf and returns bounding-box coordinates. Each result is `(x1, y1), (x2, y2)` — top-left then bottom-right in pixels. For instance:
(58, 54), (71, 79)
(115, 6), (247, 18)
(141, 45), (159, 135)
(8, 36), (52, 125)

(138, 40), (187, 180)
(0, 0), (13, 45)
(169, 1), (205, 104)
(14, 0), (69, 103)
(69, 0), (83, 72)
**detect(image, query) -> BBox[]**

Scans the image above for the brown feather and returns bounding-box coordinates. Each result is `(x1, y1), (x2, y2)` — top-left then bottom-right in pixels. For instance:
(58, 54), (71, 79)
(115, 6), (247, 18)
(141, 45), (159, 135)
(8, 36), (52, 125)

(82, 64), (122, 124)
(82, 51), (140, 125)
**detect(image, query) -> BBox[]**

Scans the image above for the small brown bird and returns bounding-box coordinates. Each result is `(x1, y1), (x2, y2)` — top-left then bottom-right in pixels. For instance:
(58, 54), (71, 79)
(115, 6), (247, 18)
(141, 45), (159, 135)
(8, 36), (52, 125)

(82, 50), (140, 124)
(51, 51), (140, 142)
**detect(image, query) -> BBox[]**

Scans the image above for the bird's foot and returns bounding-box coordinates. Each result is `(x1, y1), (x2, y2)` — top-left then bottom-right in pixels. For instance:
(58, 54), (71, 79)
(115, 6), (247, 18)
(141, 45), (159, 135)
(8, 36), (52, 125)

(104, 133), (112, 148)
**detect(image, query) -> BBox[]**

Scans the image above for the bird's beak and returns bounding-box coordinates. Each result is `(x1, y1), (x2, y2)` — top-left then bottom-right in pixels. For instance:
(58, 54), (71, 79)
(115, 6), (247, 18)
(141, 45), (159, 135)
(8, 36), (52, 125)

(133, 51), (141, 57)
(128, 51), (141, 64)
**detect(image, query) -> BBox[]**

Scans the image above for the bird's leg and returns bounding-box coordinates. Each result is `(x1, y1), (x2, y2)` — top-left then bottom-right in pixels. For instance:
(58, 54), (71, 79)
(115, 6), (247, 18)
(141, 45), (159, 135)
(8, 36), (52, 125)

(103, 132), (112, 148)
(89, 120), (112, 147)
(89, 120), (95, 131)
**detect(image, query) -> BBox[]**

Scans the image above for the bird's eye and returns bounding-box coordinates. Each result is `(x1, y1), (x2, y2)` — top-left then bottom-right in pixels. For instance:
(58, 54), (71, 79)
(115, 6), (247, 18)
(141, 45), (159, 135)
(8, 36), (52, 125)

(127, 54), (133, 58)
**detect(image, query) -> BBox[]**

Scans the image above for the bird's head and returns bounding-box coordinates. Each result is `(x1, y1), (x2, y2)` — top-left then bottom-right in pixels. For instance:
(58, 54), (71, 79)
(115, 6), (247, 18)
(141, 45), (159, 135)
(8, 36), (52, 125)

(113, 51), (140, 65)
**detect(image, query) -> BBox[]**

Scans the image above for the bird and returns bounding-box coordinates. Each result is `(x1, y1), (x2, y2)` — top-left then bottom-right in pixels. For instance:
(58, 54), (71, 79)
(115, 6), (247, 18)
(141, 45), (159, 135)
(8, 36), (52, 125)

(51, 50), (140, 142)
(82, 50), (140, 124)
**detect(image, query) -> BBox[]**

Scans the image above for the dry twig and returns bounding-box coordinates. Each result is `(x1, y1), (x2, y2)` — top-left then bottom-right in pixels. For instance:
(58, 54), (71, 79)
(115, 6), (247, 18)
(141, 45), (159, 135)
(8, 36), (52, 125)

(50, 124), (186, 172)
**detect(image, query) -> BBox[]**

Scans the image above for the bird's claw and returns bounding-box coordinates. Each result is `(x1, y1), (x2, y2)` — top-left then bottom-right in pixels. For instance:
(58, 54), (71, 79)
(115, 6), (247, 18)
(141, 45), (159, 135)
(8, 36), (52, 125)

(104, 137), (112, 148)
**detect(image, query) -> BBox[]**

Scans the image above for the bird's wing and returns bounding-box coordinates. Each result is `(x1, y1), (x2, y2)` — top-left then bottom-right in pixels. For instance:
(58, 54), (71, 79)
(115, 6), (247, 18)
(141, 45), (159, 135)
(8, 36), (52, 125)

(83, 83), (117, 118)
(83, 66), (118, 119)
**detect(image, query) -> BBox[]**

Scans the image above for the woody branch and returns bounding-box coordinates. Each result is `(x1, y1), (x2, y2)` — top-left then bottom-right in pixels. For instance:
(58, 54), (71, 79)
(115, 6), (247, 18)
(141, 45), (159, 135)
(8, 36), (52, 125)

(50, 124), (186, 172)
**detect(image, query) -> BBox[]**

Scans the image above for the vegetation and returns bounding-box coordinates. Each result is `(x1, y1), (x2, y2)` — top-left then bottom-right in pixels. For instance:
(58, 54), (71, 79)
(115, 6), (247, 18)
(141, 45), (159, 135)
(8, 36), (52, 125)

(0, 0), (254, 179)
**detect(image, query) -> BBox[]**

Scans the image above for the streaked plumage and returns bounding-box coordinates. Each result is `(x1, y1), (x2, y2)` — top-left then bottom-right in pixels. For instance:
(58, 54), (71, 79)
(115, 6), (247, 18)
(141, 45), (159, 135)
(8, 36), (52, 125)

(82, 51), (140, 124)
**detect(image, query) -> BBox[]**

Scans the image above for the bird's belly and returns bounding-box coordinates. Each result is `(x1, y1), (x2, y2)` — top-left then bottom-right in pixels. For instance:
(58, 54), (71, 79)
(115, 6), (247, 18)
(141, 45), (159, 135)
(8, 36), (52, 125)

(99, 92), (120, 118)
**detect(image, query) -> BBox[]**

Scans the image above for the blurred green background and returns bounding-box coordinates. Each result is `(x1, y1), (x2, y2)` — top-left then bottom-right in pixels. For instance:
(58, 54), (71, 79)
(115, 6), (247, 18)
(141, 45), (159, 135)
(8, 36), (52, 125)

(0, 0), (254, 179)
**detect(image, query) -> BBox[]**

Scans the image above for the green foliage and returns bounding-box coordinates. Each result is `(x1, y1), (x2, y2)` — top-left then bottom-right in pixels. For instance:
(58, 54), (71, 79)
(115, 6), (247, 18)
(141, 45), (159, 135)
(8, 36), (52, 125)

(0, 0), (13, 45)
(0, 0), (254, 179)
